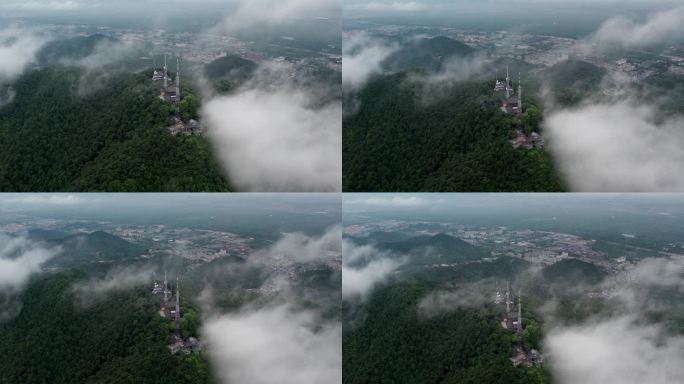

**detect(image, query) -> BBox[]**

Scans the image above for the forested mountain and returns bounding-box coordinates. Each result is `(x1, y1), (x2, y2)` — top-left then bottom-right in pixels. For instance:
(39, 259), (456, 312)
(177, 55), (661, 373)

(0, 68), (230, 191)
(343, 73), (563, 192)
(382, 36), (476, 72)
(204, 54), (257, 81)
(349, 233), (490, 265)
(44, 231), (147, 268)
(542, 59), (607, 106)
(36, 34), (118, 64)
(0, 271), (212, 384)
(343, 280), (550, 384)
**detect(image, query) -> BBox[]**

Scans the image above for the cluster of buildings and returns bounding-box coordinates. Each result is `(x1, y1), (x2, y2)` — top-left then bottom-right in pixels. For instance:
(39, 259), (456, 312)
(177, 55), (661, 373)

(494, 66), (544, 149)
(152, 271), (200, 354)
(494, 65), (523, 116)
(152, 55), (200, 136)
(494, 281), (543, 367)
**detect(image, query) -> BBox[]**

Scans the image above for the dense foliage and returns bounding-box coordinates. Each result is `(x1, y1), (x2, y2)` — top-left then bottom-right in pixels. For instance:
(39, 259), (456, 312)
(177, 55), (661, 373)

(0, 271), (213, 384)
(0, 68), (230, 191)
(343, 280), (550, 384)
(343, 73), (564, 192)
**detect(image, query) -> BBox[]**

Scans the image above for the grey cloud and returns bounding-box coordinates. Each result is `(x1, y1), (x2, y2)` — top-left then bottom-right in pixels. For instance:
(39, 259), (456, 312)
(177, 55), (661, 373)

(203, 63), (341, 192)
(589, 6), (684, 49)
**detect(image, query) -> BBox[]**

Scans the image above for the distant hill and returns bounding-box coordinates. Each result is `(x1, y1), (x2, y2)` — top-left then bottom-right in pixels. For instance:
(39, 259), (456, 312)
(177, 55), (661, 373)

(36, 34), (117, 65)
(542, 59), (607, 105)
(540, 258), (607, 286)
(45, 231), (146, 268)
(204, 54), (257, 80)
(26, 228), (69, 242)
(352, 232), (489, 266)
(382, 36), (476, 72)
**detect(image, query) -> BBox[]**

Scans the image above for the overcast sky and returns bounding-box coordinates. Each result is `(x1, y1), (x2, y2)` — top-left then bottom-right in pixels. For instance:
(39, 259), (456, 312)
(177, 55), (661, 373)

(0, 0), (340, 31)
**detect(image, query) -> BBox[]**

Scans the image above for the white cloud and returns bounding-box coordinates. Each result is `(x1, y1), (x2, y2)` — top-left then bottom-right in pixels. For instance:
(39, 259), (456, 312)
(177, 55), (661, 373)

(202, 302), (341, 384)
(72, 267), (155, 304)
(342, 240), (404, 299)
(546, 316), (684, 384)
(342, 32), (398, 90)
(589, 6), (684, 49)
(0, 234), (61, 292)
(67, 37), (138, 70)
(545, 100), (684, 191)
(0, 26), (47, 84)
(203, 64), (341, 192)
(417, 281), (495, 317)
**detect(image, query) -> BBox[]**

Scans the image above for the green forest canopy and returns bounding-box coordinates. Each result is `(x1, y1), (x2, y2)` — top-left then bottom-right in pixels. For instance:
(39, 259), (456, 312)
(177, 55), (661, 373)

(343, 72), (564, 192)
(0, 68), (230, 192)
(0, 271), (213, 384)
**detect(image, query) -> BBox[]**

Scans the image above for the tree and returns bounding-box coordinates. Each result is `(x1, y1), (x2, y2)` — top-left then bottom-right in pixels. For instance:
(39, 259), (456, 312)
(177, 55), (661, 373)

(180, 94), (199, 121)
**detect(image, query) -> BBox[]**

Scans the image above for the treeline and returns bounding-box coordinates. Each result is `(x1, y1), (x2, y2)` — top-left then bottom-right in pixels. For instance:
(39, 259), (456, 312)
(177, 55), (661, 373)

(0, 271), (213, 384)
(0, 68), (230, 191)
(343, 280), (550, 384)
(343, 72), (564, 192)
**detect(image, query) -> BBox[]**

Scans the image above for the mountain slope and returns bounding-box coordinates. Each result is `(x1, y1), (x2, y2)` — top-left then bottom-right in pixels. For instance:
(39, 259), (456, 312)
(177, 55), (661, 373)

(343, 73), (563, 192)
(0, 68), (230, 191)
(0, 271), (211, 384)
(343, 281), (550, 384)
(383, 36), (476, 72)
